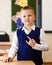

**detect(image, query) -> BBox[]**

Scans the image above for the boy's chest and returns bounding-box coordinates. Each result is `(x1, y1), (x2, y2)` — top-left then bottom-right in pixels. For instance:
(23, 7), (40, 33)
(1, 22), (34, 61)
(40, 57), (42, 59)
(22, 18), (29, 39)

(17, 29), (40, 44)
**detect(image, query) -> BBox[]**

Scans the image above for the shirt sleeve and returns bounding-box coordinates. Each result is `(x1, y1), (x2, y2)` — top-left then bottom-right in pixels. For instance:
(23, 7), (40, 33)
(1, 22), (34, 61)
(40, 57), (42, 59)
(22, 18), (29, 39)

(8, 31), (18, 58)
(32, 28), (49, 51)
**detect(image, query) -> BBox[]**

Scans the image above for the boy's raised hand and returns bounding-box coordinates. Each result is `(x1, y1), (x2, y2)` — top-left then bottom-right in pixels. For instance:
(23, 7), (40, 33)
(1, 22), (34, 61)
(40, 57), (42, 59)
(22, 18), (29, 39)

(26, 36), (36, 47)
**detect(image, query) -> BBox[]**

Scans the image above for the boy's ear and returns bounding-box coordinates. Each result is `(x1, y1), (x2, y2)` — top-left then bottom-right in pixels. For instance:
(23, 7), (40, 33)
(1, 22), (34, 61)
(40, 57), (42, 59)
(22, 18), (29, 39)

(34, 15), (36, 20)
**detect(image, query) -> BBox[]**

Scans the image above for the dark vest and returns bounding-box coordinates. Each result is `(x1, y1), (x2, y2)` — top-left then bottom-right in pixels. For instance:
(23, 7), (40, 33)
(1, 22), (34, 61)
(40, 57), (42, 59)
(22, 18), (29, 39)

(17, 27), (43, 64)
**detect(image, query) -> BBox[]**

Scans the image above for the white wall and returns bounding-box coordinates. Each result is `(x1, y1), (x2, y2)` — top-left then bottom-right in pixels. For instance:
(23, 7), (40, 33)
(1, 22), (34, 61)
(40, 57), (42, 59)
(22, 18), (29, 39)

(0, 0), (11, 36)
(42, 0), (52, 62)
(42, 0), (52, 31)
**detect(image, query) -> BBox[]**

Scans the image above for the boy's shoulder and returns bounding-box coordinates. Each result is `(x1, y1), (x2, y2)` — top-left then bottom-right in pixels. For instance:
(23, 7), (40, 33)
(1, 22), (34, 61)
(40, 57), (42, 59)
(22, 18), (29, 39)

(35, 27), (45, 33)
(16, 28), (22, 33)
(35, 27), (41, 30)
(35, 27), (44, 32)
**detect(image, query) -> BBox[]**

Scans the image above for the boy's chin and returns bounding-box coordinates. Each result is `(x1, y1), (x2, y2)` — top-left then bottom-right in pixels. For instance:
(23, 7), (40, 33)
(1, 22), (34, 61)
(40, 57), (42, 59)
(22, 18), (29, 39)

(25, 24), (31, 26)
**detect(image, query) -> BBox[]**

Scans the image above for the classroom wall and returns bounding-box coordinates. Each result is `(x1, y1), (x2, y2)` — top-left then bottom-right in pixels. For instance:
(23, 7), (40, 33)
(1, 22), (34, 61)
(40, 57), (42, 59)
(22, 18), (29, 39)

(42, 0), (52, 62)
(0, 0), (52, 62)
(0, 0), (11, 37)
(42, 0), (52, 31)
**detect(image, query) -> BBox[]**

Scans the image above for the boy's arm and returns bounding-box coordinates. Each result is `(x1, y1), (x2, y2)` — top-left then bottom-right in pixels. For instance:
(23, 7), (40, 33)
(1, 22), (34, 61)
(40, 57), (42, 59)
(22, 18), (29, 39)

(8, 31), (18, 58)
(32, 29), (49, 51)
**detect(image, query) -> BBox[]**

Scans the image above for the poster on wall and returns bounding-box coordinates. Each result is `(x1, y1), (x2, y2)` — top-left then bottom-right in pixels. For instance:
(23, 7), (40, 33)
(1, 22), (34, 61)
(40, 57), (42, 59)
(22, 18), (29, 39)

(12, 0), (36, 31)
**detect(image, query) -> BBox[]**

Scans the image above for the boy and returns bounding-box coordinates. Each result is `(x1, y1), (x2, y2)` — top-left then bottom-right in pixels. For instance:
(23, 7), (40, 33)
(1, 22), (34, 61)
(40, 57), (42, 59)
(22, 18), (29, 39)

(3, 6), (48, 65)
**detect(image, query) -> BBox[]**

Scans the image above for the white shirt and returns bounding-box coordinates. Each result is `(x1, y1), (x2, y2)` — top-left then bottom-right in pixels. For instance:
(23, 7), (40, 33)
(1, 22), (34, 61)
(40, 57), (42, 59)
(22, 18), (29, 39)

(8, 25), (48, 58)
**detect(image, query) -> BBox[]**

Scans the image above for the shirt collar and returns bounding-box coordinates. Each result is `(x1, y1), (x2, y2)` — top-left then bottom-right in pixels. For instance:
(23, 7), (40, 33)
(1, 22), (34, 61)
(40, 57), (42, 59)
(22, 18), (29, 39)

(22, 24), (35, 31)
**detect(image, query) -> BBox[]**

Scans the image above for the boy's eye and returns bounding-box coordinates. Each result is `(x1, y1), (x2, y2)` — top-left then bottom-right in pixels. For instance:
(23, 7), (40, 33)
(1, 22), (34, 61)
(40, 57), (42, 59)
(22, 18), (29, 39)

(23, 16), (26, 17)
(28, 15), (32, 17)
(23, 15), (32, 18)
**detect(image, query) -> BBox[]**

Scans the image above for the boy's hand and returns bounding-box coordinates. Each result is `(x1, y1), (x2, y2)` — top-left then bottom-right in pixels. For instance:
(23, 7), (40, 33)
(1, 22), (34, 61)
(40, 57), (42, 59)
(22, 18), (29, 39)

(26, 36), (36, 47)
(3, 57), (13, 62)
(12, 15), (17, 22)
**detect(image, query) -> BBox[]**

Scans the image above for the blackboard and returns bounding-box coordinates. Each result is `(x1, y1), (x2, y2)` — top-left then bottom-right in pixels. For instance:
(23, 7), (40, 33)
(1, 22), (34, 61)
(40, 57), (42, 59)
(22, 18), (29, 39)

(12, 0), (36, 31)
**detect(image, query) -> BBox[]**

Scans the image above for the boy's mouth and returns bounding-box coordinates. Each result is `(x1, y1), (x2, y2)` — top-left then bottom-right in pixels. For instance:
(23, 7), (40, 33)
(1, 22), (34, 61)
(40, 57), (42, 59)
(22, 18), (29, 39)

(25, 20), (30, 22)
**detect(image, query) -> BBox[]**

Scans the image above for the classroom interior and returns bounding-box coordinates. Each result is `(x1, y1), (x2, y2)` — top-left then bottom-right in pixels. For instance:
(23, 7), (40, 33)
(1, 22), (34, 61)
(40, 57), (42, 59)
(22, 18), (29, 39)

(0, 0), (52, 65)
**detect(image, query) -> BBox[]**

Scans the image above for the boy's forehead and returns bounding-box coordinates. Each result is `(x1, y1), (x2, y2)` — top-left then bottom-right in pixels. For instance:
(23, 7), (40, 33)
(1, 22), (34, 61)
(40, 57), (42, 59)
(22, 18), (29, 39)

(20, 9), (34, 14)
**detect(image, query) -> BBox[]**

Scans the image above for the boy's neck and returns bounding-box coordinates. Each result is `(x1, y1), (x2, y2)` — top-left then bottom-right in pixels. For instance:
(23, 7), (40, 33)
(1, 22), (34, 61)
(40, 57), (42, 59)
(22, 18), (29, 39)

(24, 24), (34, 31)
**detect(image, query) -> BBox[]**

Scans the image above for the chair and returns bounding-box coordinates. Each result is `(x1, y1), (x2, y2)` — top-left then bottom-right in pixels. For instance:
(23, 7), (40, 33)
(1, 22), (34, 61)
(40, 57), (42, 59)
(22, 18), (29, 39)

(0, 31), (10, 42)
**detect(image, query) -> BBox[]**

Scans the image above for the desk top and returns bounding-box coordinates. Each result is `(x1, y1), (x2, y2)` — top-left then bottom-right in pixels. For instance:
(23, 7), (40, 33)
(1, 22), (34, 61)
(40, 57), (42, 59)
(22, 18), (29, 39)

(0, 55), (35, 65)
(0, 56), (35, 65)
(0, 61), (35, 65)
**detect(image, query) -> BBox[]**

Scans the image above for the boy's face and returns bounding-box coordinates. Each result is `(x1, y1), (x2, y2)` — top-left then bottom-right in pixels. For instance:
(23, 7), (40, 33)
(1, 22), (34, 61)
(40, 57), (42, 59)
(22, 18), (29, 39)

(20, 9), (35, 26)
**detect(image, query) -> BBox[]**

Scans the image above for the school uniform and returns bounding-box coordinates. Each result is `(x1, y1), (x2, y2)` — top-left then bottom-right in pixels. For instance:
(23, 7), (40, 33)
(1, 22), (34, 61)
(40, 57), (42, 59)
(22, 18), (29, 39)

(8, 25), (48, 65)
(17, 27), (43, 65)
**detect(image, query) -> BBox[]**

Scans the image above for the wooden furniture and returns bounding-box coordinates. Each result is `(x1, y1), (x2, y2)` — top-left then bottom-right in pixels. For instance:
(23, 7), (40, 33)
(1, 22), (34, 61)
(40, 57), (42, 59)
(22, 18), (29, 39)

(0, 42), (11, 56)
(0, 56), (35, 65)
(0, 42), (11, 49)
(0, 60), (35, 65)
(0, 42), (35, 65)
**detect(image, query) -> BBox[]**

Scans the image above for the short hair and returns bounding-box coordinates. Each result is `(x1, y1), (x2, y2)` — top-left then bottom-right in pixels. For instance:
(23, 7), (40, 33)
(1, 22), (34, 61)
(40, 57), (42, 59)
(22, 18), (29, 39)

(20, 6), (35, 14)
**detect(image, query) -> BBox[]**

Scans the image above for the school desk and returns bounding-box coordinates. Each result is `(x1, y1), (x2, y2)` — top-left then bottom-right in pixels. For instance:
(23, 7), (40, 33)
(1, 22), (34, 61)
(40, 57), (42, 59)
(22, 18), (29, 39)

(0, 56), (35, 65)
(0, 42), (35, 65)
(0, 60), (35, 65)
(0, 42), (11, 49)
(0, 42), (11, 56)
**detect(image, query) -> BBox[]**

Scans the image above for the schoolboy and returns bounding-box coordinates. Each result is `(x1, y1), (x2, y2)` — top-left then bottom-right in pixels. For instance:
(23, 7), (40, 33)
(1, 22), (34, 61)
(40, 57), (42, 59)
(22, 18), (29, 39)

(3, 6), (48, 65)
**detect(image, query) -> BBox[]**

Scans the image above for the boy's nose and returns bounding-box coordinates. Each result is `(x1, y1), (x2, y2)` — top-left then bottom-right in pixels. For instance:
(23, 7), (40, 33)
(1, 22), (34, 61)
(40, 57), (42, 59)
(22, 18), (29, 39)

(26, 16), (29, 19)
